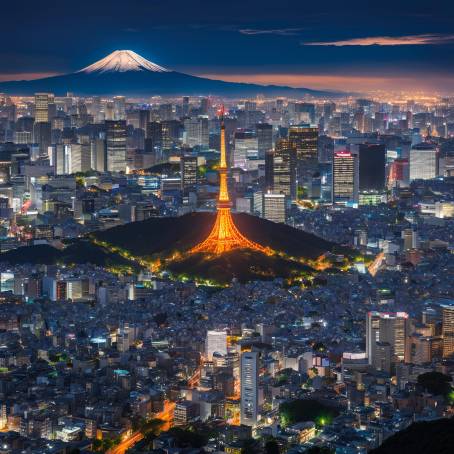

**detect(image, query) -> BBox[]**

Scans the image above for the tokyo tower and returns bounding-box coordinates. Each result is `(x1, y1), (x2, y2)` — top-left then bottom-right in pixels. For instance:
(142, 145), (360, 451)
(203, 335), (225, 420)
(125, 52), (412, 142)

(190, 114), (269, 255)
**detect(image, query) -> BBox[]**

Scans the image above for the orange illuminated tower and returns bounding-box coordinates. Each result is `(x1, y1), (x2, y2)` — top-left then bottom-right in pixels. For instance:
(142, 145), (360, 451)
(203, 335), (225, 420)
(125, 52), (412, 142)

(190, 114), (269, 255)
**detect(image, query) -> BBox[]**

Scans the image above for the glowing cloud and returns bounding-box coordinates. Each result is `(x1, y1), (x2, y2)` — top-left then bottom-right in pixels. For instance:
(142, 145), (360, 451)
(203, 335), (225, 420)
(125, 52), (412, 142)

(303, 33), (454, 46)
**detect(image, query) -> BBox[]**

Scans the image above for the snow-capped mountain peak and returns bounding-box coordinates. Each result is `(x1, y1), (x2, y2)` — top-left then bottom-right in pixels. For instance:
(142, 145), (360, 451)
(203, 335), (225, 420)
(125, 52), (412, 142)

(78, 50), (168, 74)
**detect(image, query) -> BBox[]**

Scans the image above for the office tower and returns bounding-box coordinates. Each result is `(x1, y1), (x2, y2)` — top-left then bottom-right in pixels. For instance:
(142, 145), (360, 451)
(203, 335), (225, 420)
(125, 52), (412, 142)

(180, 154), (198, 194)
(17, 116), (35, 133)
(289, 125), (318, 160)
(200, 97), (210, 114)
(130, 109), (151, 131)
(263, 192), (287, 223)
(105, 120), (127, 172)
(372, 342), (392, 373)
(91, 138), (106, 172)
(401, 229), (418, 251)
(256, 123), (273, 159)
(318, 135), (334, 163)
(15, 131), (32, 145)
(319, 162), (333, 202)
(33, 121), (51, 157)
(69, 144), (91, 173)
(146, 121), (163, 149)
(245, 100), (257, 111)
(162, 120), (183, 149)
(266, 139), (297, 200)
(233, 130), (258, 169)
(388, 158), (409, 188)
(158, 103), (173, 121)
(288, 124), (319, 185)
(113, 96), (126, 120)
(332, 150), (359, 205)
(356, 144), (386, 191)
(34, 93), (54, 122)
(366, 312), (409, 366)
(182, 96), (190, 116)
(206, 330), (228, 360)
(442, 302), (454, 358)
(409, 143), (438, 180)
(240, 351), (259, 426)
(295, 102), (315, 123)
(184, 116), (209, 148)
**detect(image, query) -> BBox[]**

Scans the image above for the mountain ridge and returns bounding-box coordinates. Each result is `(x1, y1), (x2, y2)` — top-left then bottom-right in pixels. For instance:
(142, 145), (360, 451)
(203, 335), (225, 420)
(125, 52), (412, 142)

(0, 50), (342, 97)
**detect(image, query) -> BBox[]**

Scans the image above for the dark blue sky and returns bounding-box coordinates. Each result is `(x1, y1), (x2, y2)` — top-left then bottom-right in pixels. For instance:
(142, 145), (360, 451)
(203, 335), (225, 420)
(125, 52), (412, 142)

(2, 0), (454, 91)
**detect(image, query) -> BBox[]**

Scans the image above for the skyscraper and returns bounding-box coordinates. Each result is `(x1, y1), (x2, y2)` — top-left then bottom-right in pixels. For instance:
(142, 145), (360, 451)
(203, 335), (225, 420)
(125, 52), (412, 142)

(366, 311), (409, 366)
(34, 93), (54, 123)
(113, 96), (126, 120)
(180, 154), (198, 194)
(356, 144), (386, 191)
(288, 124), (319, 188)
(106, 120), (127, 172)
(288, 124), (318, 161)
(240, 351), (259, 426)
(33, 121), (51, 158)
(256, 123), (273, 159)
(206, 330), (228, 361)
(409, 143), (438, 180)
(442, 302), (454, 358)
(184, 116), (209, 148)
(263, 192), (287, 224)
(265, 139), (297, 201)
(332, 150), (359, 205)
(233, 130), (258, 169)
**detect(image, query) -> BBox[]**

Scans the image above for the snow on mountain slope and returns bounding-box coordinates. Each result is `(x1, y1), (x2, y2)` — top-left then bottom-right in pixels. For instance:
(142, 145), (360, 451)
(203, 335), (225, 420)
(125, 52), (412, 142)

(78, 50), (168, 73)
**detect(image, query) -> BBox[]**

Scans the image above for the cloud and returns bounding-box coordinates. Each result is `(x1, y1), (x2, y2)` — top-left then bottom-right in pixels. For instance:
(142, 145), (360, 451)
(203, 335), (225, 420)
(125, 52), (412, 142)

(303, 34), (454, 46)
(239, 28), (304, 36)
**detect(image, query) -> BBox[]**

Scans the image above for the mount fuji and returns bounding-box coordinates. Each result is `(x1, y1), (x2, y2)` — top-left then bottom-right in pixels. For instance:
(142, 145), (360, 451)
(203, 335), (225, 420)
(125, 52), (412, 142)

(0, 50), (338, 97)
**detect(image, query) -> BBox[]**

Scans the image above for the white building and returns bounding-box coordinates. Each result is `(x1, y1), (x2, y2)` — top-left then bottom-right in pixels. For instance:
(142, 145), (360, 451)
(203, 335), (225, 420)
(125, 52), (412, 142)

(240, 351), (259, 426)
(409, 143), (438, 180)
(205, 330), (227, 360)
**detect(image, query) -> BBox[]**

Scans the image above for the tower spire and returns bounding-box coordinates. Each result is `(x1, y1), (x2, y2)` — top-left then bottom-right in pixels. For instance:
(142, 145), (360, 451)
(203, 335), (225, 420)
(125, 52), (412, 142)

(190, 108), (269, 255)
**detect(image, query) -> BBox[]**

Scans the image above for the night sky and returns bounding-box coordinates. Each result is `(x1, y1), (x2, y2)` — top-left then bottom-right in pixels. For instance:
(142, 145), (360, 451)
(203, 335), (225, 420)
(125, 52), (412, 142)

(2, 0), (454, 92)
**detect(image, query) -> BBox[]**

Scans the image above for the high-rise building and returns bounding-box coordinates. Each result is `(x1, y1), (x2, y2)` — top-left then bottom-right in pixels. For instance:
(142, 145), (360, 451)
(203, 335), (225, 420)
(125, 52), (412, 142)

(206, 330), (228, 360)
(366, 311), (409, 366)
(69, 144), (91, 173)
(388, 158), (409, 188)
(263, 192), (287, 223)
(91, 138), (106, 172)
(146, 121), (163, 151)
(401, 229), (418, 251)
(34, 93), (54, 123)
(182, 96), (190, 116)
(233, 130), (258, 169)
(332, 150), (359, 205)
(288, 124), (318, 161)
(409, 143), (438, 180)
(265, 139), (297, 200)
(356, 144), (386, 191)
(180, 154), (198, 194)
(288, 124), (318, 186)
(256, 123), (273, 159)
(442, 302), (454, 358)
(33, 121), (51, 157)
(106, 120), (127, 172)
(184, 116), (209, 148)
(113, 96), (126, 120)
(240, 351), (259, 426)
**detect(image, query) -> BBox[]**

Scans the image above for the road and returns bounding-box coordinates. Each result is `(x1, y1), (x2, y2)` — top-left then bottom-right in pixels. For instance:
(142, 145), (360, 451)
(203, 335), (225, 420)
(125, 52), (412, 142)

(106, 401), (175, 454)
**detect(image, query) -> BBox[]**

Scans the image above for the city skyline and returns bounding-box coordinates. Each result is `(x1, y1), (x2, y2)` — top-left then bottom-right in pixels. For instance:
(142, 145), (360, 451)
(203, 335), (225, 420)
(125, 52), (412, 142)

(1, 0), (454, 92)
